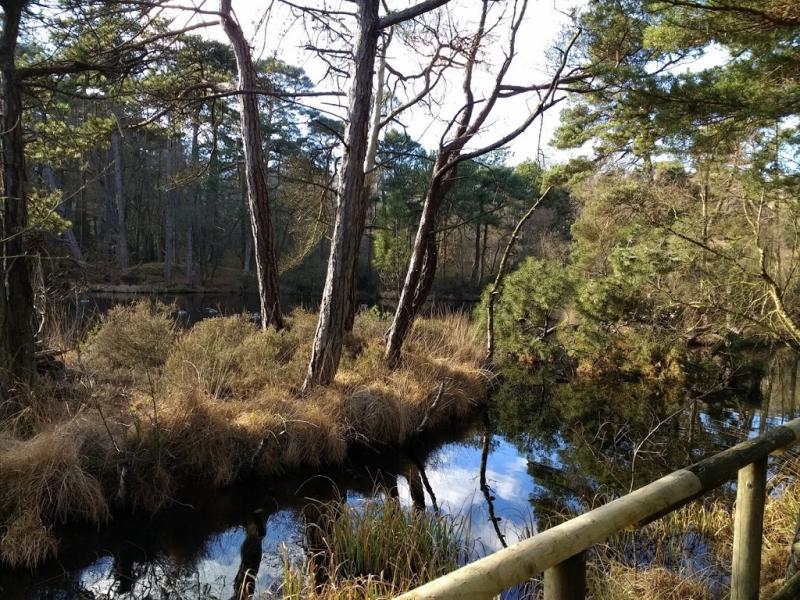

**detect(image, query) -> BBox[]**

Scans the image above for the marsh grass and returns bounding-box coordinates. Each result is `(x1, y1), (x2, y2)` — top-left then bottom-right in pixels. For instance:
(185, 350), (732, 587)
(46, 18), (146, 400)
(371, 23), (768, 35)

(0, 301), (489, 568)
(280, 497), (470, 599)
(582, 454), (800, 599)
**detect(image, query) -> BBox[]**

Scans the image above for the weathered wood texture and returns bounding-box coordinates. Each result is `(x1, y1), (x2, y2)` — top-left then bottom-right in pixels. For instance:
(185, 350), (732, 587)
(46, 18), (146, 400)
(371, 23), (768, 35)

(303, 0), (379, 389)
(396, 418), (800, 600)
(731, 457), (768, 600)
(544, 552), (586, 600)
(219, 0), (283, 330)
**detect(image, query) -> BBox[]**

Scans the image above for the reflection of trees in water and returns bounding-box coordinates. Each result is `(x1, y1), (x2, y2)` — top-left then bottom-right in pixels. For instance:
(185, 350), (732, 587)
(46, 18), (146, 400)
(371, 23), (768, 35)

(4, 424), (466, 599)
(480, 427), (508, 549)
(232, 510), (268, 600)
(491, 351), (790, 525)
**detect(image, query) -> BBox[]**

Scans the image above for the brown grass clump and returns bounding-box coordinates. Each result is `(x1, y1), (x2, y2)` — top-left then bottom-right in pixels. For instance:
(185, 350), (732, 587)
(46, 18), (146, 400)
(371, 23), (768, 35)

(591, 564), (712, 600)
(163, 316), (300, 398)
(81, 300), (177, 380)
(0, 419), (111, 567)
(0, 307), (489, 569)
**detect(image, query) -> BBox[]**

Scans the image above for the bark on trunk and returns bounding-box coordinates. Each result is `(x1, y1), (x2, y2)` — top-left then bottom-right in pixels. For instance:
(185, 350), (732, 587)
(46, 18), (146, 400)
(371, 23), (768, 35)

(470, 221), (481, 284)
(303, 0), (380, 390)
(111, 129), (129, 269)
(185, 121), (200, 287)
(0, 0), (35, 389)
(220, 0), (283, 330)
(384, 153), (457, 367)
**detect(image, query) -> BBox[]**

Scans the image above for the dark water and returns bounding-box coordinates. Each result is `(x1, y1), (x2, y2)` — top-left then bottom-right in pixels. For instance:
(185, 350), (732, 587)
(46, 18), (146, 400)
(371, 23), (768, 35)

(76, 289), (474, 328)
(5, 297), (800, 598)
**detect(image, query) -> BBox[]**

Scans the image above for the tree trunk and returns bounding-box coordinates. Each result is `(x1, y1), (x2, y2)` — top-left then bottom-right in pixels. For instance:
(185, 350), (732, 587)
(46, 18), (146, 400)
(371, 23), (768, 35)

(344, 35), (388, 332)
(185, 121), (200, 287)
(479, 222), (488, 285)
(42, 165), (82, 261)
(220, 0), (283, 330)
(470, 221), (481, 284)
(0, 0), (35, 390)
(111, 129), (129, 269)
(163, 136), (175, 285)
(484, 187), (550, 364)
(303, 0), (380, 390)
(384, 153), (457, 367)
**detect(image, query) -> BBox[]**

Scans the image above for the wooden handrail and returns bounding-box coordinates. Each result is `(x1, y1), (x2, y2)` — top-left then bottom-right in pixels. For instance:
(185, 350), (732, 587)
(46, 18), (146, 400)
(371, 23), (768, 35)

(396, 417), (800, 600)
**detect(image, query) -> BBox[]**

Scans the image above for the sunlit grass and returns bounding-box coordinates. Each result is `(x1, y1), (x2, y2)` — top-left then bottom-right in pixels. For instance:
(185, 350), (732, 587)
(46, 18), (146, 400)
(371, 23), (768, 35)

(0, 302), (489, 568)
(279, 497), (471, 599)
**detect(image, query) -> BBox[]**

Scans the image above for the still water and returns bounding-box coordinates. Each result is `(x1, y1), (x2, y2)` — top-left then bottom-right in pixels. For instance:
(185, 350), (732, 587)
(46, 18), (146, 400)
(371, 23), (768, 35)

(2, 313), (798, 598)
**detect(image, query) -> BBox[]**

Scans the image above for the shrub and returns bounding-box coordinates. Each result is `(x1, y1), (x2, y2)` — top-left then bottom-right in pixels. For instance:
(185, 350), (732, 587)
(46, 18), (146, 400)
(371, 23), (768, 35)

(477, 258), (572, 362)
(163, 316), (300, 399)
(81, 300), (176, 380)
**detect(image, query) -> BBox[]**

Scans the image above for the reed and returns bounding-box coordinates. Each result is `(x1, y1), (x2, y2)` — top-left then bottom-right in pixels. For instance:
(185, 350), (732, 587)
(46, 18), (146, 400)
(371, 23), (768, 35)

(280, 497), (471, 599)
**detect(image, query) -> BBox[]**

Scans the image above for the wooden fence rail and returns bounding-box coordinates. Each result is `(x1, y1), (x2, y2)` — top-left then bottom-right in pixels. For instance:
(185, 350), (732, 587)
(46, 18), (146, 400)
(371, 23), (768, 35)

(396, 417), (800, 600)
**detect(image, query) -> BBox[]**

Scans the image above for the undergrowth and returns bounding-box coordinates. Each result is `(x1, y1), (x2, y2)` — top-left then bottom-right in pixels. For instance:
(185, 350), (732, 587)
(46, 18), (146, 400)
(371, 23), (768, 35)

(280, 498), (470, 599)
(0, 301), (488, 568)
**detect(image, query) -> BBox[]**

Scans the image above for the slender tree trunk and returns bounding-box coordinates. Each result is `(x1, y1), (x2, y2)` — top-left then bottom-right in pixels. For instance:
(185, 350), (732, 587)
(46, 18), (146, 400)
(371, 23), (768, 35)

(0, 0), (35, 390)
(42, 165), (82, 261)
(220, 0), (283, 329)
(470, 221), (481, 284)
(185, 121), (200, 287)
(384, 153), (457, 367)
(110, 129), (129, 269)
(484, 187), (550, 364)
(303, 0), (380, 390)
(163, 135), (175, 285)
(480, 222), (489, 284)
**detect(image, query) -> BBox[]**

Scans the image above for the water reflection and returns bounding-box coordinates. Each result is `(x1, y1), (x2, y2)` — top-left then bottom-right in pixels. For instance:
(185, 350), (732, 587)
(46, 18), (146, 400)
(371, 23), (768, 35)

(1, 350), (798, 599)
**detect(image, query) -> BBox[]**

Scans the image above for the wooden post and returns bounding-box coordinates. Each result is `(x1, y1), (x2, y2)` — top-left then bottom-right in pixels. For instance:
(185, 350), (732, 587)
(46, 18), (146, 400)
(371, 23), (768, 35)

(731, 457), (768, 600)
(544, 552), (586, 600)
(397, 419), (800, 600)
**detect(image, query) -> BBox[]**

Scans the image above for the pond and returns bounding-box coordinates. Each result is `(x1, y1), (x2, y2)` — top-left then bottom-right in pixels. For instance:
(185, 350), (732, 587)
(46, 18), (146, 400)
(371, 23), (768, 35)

(1, 337), (798, 598)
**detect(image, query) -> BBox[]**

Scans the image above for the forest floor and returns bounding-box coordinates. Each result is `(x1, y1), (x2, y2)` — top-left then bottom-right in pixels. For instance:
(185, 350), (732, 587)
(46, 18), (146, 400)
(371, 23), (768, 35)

(0, 305), (489, 569)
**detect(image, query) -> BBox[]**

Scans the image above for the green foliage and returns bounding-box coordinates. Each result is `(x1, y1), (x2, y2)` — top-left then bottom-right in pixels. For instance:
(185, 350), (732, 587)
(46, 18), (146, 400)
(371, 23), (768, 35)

(26, 189), (70, 234)
(300, 498), (469, 592)
(482, 258), (572, 361)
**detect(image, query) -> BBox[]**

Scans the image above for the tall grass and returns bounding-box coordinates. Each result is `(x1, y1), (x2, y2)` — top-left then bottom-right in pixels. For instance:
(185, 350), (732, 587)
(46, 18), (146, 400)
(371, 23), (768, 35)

(281, 497), (470, 599)
(583, 454), (800, 599)
(0, 301), (489, 568)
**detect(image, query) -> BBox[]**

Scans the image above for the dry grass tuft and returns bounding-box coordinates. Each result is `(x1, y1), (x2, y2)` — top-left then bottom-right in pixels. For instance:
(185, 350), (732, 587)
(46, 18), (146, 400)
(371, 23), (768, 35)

(591, 564), (712, 600)
(81, 300), (177, 380)
(0, 511), (60, 568)
(0, 418), (111, 567)
(0, 307), (488, 569)
(163, 316), (301, 399)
